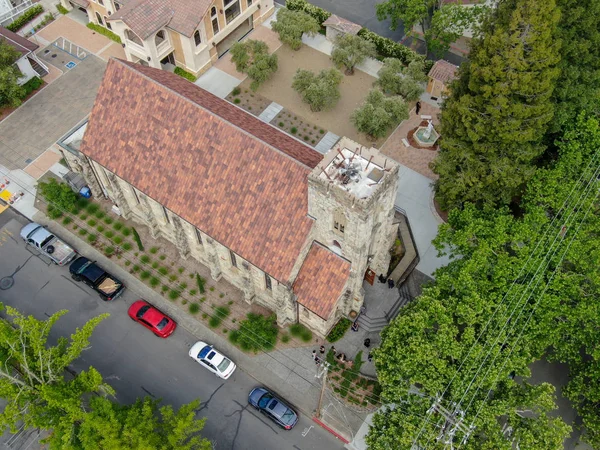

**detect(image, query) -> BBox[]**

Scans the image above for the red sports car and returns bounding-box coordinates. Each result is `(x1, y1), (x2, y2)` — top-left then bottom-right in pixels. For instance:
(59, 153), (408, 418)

(128, 300), (177, 338)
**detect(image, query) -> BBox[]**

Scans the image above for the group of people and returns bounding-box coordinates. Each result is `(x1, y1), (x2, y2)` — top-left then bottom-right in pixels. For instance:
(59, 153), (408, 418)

(311, 340), (373, 365)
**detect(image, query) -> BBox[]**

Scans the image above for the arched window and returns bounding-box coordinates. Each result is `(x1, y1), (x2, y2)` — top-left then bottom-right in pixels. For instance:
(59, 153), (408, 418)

(333, 209), (347, 235)
(211, 7), (219, 35)
(155, 30), (166, 46)
(125, 29), (143, 46)
(104, 16), (111, 30)
(332, 240), (342, 256)
(194, 30), (201, 46)
(95, 12), (103, 26)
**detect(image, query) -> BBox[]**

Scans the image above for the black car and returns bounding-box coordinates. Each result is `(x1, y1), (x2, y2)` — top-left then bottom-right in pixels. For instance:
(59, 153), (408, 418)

(69, 257), (125, 301)
(248, 387), (299, 430)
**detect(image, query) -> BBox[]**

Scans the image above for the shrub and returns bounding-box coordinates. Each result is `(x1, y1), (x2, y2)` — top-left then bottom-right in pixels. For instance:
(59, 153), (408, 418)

(21, 76), (43, 97)
(86, 23), (122, 43)
(289, 323), (313, 342)
(140, 270), (151, 280)
(281, 333), (290, 344)
(169, 274), (178, 282)
(292, 68), (343, 112)
(286, 0), (331, 24)
(6, 5), (43, 32)
(278, 122), (284, 127)
(352, 89), (409, 138)
(87, 219), (97, 227)
(96, 225), (104, 233)
(179, 282), (188, 290)
(86, 203), (99, 214)
(271, 8), (320, 50)
(104, 246), (115, 257)
(189, 303), (200, 314)
(326, 317), (352, 343)
(189, 289), (197, 296)
(357, 27), (426, 67)
(230, 40), (278, 91)
(159, 267), (169, 276)
(290, 127), (297, 134)
(79, 213), (88, 220)
(150, 277), (160, 287)
(113, 235), (123, 245)
(159, 254), (166, 260)
(61, 216), (72, 226)
(95, 210), (105, 219)
(196, 274), (206, 293)
(78, 228), (87, 236)
(113, 222), (123, 231)
(178, 266), (185, 274)
(104, 230), (114, 239)
(56, 4), (68, 14)
(103, 216), (113, 224)
(140, 254), (150, 264)
(229, 313), (278, 353)
(87, 233), (97, 243)
(234, 98), (241, 104)
(132, 264), (140, 273)
(161, 285), (169, 293)
(212, 306), (231, 323)
(151, 261), (159, 269)
(122, 242), (132, 251)
(232, 86), (241, 96)
(132, 227), (143, 250)
(168, 289), (180, 300)
(174, 66), (197, 82)
(149, 246), (159, 254)
(38, 178), (78, 214)
(122, 227), (132, 236)
(331, 34), (376, 75)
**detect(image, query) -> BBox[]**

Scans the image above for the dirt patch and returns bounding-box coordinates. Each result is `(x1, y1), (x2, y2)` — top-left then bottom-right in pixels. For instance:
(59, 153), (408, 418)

(244, 44), (387, 148)
(226, 89), (272, 116)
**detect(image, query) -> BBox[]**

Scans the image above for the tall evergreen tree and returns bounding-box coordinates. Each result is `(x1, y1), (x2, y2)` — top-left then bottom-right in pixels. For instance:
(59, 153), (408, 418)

(432, 0), (561, 210)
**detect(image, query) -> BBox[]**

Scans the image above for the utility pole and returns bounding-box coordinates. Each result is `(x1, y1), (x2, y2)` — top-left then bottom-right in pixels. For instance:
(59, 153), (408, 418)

(315, 361), (330, 420)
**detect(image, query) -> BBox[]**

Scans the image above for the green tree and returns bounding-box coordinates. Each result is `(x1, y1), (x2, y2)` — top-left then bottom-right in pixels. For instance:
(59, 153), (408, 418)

(375, 0), (488, 57)
(377, 58), (426, 101)
(37, 178), (80, 214)
(68, 397), (211, 450)
(432, 0), (561, 210)
(0, 39), (25, 108)
(330, 34), (376, 75)
(292, 68), (342, 112)
(0, 306), (111, 437)
(271, 8), (320, 50)
(549, 0), (600, 133)
(352, 89), (408, 138)
(230, 40), (278, 91)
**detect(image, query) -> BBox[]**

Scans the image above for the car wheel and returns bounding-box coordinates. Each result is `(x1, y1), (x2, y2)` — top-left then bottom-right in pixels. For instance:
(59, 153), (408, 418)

(71, 274), (81, 282)
(154, 333), (160, 337)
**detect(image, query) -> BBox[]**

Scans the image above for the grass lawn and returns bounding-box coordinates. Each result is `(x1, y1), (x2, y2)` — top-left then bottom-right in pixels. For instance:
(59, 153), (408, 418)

(239, 44), (388, 148)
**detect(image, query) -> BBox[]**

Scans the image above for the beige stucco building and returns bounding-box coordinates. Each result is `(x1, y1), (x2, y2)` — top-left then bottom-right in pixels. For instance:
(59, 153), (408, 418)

(56, 59), (400, 336)
(60, 0), (274, 77)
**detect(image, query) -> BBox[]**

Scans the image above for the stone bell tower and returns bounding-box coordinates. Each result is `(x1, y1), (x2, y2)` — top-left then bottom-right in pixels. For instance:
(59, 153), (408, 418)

(307, 137), (400, 312)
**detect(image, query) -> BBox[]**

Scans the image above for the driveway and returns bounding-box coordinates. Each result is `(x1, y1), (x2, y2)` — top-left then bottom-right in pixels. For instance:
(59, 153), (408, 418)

(0, 208), (343, 450)
(0, 55), (105, 171)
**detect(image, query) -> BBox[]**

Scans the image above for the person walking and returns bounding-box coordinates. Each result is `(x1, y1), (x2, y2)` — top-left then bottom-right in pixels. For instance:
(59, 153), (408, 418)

(416, 101), (422, 115)
(364, 338), (371, 348)
(319, 345), (325, 355)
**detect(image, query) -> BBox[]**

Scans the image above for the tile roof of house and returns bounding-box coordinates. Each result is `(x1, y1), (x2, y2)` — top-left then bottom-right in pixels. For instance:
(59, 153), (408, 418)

(293, 243), (351, 319)
(428, 60), (458, 84)
(0, 26), (38, 57)
(80, 59), (323, 282)
(322, 14), (362, 35)
(110, 0), (212, 39)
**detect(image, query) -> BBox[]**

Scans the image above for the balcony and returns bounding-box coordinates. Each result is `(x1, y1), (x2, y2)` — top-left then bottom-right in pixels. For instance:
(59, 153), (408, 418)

(125, 39), (146, 59)
(156, 38), (173, 60)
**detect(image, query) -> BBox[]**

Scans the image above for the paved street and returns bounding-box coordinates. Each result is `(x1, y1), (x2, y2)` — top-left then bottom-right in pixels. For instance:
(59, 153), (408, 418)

(0, 209), (343, 450)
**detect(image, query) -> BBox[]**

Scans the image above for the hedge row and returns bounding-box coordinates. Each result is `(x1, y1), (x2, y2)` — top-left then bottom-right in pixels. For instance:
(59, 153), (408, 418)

(286, 0), (428, 70)
(86, 23), (122, 43)
(174, 66), (197, 82)
(21, 76), (43, 97)
(6, 5), (44, 32)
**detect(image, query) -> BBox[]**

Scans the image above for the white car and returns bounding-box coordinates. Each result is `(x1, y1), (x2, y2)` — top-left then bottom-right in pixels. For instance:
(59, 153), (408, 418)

(188, 341), (237, 380)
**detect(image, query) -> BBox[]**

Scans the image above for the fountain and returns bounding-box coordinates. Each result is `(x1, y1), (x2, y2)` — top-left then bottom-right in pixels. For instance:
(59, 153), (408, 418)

(414, 120), (439, 148)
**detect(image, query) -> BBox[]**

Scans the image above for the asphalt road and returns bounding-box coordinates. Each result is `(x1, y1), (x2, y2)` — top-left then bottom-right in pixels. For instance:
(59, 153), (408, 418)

(275, 0), (406, 41)
(0, 209), (343, 450)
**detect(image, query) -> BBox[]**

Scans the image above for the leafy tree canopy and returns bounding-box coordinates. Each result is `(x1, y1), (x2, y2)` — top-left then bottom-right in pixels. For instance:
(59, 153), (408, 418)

(0, 39), (25, 108)
(292, 68), (342, 112)
(352, 89), (409, 138)
(271, 8), (320, 50)
(330, 34), (376, 75)
(376, 58), (426, 101)
(230, 40), (278, 91)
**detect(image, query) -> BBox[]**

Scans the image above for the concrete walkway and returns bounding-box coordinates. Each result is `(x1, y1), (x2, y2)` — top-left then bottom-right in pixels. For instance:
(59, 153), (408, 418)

(315, 131), (340, 154)
(194, 67), (242, 99)
(258, 101), (284, 122)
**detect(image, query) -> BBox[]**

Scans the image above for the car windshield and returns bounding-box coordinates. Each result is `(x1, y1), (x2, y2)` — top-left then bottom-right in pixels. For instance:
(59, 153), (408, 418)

(156, 318), (169, 330)
(258, 393), (273, 409)
(136, 305), (150, 319)
(76, 260), (92, 274)
(217, 358), (231, 373)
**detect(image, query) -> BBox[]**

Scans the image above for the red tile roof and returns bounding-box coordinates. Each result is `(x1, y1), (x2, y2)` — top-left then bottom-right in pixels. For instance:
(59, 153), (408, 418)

(80, 59), (322, 282)
(110, 0), (212, 39)
(428, 60), (458, 84)
(293, 243), (351, 319)
(0, 26), (38, 57)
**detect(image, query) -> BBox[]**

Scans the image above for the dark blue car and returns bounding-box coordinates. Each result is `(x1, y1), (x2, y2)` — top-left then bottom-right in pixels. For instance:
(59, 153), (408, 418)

(248, 387), (298, 430)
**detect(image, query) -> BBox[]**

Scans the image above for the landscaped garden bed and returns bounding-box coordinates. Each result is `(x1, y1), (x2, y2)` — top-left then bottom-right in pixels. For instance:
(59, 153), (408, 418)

(35, 175), (317, 353)
(0, 77), (46, 122)
(326, 349), (382, 409)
